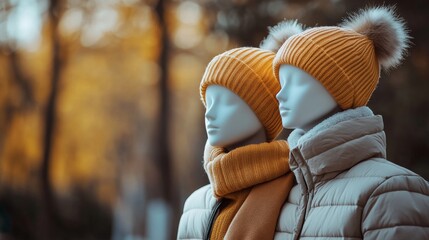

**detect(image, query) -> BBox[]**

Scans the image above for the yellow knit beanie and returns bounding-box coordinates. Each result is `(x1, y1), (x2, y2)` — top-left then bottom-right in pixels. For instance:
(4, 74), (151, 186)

(273, 6), (410, 109)
(200, 47), (282, 141)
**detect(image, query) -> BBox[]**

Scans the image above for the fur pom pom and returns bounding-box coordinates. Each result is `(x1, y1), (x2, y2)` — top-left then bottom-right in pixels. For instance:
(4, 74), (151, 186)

(260, 20), (304, 52)
(341, 6), (411, 70)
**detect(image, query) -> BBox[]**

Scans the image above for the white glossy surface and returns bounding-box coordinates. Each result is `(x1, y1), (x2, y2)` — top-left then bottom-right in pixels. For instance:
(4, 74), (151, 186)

(205, 85), (263, 148)
(276, 64), (338, 130)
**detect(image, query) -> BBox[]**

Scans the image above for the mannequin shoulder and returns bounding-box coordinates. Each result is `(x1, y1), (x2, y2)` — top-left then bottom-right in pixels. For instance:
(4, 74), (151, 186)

(357, 159), (429, 238)
(183, 184), (217, 213)
(178, 185), (216, 240)
(341, 157), (429, 196)
(358, 158), (429, 192)
(327, 158), (429, 199)
(348, 157), (422, 179)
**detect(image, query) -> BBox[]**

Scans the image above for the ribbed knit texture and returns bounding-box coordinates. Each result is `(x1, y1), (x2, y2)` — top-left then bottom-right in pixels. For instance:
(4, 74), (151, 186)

(204, 141), (293, 240)
(273, 27), (380, 109)
(200, 47), (282, 141)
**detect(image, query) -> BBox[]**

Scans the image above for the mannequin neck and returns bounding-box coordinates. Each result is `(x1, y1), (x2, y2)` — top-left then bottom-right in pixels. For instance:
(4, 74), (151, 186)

(299, 106), (342, 132)
(225, 128), (267, 152)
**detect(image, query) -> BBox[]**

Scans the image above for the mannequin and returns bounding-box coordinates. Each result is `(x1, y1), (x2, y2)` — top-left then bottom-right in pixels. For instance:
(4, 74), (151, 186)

(204, 85), (265, 151)
(178, 47), (294, 240)
(276, 65), (339, 131)
(269, 6), (429, 240)
(177, 20), (304, 240)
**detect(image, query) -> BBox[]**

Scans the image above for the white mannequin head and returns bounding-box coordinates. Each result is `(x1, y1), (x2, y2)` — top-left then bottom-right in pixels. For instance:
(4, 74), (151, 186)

(276, 64), (339, 131)
(273, 7), (410, 131)
(205, 85), (265, 149)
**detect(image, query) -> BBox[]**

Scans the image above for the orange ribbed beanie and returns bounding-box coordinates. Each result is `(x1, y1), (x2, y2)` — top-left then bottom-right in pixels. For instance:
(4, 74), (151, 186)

(273, 7), (410, 109)
(200, 47), (282, 141)
(274, 26), (378, 109)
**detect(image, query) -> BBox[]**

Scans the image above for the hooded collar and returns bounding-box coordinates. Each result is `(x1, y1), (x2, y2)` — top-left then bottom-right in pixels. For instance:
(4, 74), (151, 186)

(287, 106), (386, 191)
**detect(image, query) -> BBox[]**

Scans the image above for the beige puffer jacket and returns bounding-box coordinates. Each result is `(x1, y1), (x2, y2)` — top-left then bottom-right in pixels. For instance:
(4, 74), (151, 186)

(177, 107), (429, 240)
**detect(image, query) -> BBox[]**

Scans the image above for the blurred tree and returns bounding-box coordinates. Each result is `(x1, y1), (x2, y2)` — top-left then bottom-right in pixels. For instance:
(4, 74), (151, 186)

(40, 0), (64, 238)
(152, 0), (180, 238)
(153, 0), (171, 204)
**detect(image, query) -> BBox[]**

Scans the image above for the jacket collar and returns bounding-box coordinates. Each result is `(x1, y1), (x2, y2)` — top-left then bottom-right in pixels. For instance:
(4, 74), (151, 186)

(287, 107), (387, 191)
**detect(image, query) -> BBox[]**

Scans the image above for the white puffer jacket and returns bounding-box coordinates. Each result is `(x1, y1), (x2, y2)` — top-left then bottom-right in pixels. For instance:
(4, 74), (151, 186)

(177, 107), (429, 240)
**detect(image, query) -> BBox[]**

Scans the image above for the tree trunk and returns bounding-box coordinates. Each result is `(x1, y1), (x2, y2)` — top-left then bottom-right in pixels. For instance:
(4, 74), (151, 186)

(39, 0), (62, 238)
(153, 0), (179, 238)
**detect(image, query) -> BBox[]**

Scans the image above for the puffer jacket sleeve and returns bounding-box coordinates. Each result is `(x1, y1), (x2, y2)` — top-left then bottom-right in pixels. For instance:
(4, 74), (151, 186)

(177, 184), (216, 240)
(362, 174), (429, 239)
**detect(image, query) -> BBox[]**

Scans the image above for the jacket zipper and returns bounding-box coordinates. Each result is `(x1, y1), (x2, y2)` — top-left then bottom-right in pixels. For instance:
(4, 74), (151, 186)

(291, 148), (311, 240)
(204, 198), (224, 240)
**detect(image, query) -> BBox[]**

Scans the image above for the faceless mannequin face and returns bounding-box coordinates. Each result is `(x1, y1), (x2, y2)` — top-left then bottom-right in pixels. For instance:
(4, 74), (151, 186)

(205, 85), (264, 148)
(276, 64), (339, 131)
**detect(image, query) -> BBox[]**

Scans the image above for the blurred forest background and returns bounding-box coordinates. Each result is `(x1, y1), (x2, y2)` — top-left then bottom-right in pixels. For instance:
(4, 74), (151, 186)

(0, 0), (428, 239)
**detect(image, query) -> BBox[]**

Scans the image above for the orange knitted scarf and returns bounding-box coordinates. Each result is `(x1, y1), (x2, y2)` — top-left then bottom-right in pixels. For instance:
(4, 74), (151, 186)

(203, 140), (294, 240)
